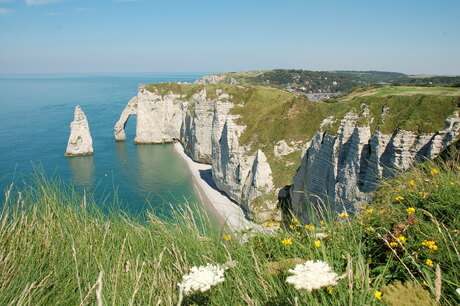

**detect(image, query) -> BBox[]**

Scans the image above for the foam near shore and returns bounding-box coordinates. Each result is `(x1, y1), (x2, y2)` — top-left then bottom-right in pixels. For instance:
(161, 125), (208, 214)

(173, 142), (258, 232)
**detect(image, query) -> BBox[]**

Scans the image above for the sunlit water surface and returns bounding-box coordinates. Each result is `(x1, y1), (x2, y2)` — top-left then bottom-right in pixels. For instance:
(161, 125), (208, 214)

(0, 73), (205, 217)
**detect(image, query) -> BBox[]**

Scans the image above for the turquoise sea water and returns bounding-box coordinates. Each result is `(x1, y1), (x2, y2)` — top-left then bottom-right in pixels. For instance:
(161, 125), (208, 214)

(0, 73), (204, 216)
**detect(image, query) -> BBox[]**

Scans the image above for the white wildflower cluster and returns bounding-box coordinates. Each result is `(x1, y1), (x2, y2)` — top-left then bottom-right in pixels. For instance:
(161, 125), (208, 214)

(286, 260), (338, 291)
(178, 263), (225, 295)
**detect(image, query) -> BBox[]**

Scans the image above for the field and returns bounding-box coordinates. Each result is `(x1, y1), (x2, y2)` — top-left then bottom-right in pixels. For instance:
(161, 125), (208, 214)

(341, 86), (460, 101)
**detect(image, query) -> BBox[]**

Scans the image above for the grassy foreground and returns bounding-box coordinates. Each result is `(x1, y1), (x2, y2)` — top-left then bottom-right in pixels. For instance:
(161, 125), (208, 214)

(1, 160), (459, 305)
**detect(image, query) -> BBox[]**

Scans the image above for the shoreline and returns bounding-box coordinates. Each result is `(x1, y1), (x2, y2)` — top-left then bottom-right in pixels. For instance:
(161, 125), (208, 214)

(173, 142), (258, 232)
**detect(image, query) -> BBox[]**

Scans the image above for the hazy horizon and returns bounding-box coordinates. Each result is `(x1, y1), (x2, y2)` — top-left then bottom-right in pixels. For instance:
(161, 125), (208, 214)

(1, 0), (459, 75)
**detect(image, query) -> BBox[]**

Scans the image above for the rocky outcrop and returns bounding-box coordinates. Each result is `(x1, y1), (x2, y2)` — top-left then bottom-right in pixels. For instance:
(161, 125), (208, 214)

(290, 109), (460, 221)
(114, 96), (138, 141)
(65, 106), (94, 156)
(115, 85), (278, 222)
(274, 140), (296, 157)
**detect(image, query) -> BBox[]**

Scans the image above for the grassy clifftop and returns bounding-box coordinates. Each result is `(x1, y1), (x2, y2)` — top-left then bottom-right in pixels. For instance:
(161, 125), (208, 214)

(145, 82), (460, 187)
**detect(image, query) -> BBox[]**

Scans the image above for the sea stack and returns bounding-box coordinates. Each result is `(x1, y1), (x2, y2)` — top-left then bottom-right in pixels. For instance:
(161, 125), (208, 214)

(65, 106), (94, 156)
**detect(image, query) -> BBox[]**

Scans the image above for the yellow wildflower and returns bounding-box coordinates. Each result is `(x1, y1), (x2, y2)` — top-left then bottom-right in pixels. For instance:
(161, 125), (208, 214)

(422, 240), (436, 246)
(292, 218), (299, 224)
(389, 242), (398, 247)
(396, 236), (407, 243)
(314, 240), (321, 248)
(425, 259), (433, 267)
(289, 224), (295, 230)
(375, 291), (382, 300)
(364, 209), (374, 214)
(407, 179), (415, 187)
(406, 207), (416, 214)
(429, 244), (438, 251)
(305, 224), (315, 231)
(281, 238), (293, 245)
(395, 196), (405, 201)
(450, 181), (454, 185)
(222, 234), (232, 241)
(430, 169), (439, 175)
(327, 287), (333, 294)
(338, 212), (349, 218)
(360, 205), (368, 209)
(365, 227), (373, 231)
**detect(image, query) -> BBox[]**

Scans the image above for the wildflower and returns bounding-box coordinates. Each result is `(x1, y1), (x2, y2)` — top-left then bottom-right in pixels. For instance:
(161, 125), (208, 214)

(407, 179), (415, 187)
(450, 181), (454, 185)
(375, 291), (382, 300)
(320, 221), (325, 225)
(422, 240), (438, 251)
(286, 260), (338, 291)
(222, 234), (232, 241)
(338, 212), (349, 218)
(425, 259), (433, 267)
(364, 227), (373, 231)
(296, 231), (301, 236)
(360, 205), (368, 209)
(378, 209), (386, 215)
(395, 196), (405, 201)
(364, 209), (374, 214)
(406, 207), (416, 214)
(292, 218), (299, 224)
(178, 263), (225, 295)
(430, 169), (439, 175)
(389, 242), (398, 247)
(305, 224), (315, 231)
(396, 236), (407, 243)
(289, 224), (296, 230)
(314, 240), (321, 248)
(327, 287), (333, 294)
(281, 238), (293, 245)
(262, 221), (280, 227)
(315, 233), (328, 239)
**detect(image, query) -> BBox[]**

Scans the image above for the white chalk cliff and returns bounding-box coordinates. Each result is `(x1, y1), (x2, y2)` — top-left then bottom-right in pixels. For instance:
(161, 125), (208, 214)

(65, 106), (94, 156)
(114, 84), (277, 222)
(290, 108), (460, 222)
(115, 83), (460, 223)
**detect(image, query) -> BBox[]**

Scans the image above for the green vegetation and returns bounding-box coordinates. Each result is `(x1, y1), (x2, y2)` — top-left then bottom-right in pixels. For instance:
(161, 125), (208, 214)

(144, 82), (460, 188)
(1, 157), (459, 304)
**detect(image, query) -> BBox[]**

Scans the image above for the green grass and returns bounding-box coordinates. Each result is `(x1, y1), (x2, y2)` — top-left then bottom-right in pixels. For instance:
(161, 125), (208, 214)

(143, 82), (460, 189)
(1, 158), (459, 304)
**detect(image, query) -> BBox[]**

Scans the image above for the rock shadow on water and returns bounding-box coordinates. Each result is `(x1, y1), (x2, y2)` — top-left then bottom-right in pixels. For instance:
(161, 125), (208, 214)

(68, 155), (95, 188)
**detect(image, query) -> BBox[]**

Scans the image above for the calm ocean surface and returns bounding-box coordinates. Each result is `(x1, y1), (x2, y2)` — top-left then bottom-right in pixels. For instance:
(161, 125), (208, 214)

(0, 73), (205, 216)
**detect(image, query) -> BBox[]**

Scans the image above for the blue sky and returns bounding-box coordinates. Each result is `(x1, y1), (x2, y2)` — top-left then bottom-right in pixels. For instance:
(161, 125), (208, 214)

(0, 0), (459, 74)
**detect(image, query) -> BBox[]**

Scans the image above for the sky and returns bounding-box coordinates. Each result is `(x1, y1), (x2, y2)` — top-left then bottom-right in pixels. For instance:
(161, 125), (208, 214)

(0, 0), (459, 75)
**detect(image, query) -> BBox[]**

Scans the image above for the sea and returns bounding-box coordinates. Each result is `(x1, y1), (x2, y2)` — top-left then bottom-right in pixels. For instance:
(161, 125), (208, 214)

(0, 73), (205, 217)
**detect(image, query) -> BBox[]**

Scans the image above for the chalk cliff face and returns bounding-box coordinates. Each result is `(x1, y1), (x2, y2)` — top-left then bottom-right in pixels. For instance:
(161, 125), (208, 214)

(290, 108), (460, 221)
(115, 85), (277, 222)
(116, 83), (460, 223)
(65, 106), (94, 156)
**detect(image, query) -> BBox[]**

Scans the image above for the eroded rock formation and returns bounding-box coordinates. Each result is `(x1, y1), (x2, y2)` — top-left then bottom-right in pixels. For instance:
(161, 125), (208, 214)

(115, 83), (460, 223)
(290, 109), (460, 222)
(65, 106), (94, 156)
(115, 85), (278, 222)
